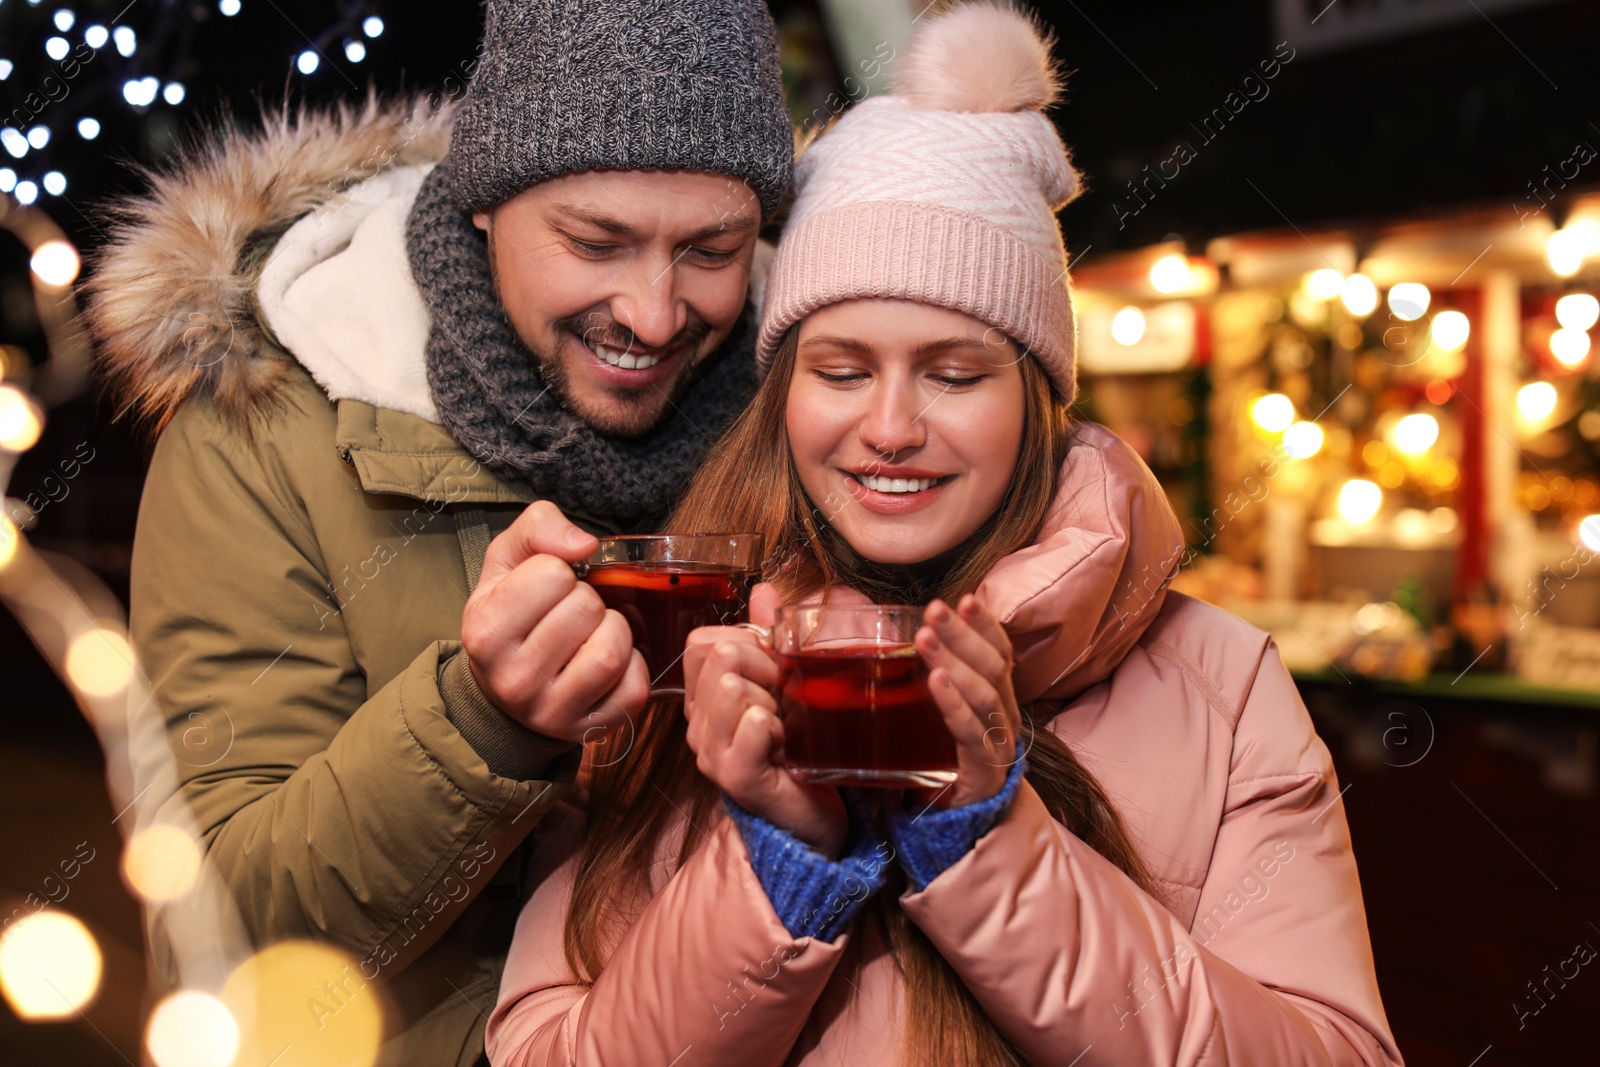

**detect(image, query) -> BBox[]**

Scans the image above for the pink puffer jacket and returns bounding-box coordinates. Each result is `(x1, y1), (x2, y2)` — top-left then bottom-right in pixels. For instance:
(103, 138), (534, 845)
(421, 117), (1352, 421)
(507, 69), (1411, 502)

(488, 422), (1404, 1066)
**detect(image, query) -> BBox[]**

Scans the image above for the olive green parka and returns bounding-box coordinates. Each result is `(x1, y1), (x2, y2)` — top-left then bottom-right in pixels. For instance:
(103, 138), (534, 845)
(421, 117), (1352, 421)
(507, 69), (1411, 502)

(85, 98), (722, 1065)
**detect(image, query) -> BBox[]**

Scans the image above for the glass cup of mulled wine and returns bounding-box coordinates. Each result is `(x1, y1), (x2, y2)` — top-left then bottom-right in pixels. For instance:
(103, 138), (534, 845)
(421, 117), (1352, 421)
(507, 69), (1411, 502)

(576, 534), (764, 698)
(773, 604), (958, 788)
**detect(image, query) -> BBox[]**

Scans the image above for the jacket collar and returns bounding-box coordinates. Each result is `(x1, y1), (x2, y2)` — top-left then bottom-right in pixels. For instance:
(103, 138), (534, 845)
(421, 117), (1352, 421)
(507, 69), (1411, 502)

(981, 420), (1187, 703)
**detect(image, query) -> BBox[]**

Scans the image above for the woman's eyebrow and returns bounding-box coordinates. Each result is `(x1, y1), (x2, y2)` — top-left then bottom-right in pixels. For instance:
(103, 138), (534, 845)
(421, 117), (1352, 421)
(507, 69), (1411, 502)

(799, 335), (874, 353)
(912, 337), (991, 356)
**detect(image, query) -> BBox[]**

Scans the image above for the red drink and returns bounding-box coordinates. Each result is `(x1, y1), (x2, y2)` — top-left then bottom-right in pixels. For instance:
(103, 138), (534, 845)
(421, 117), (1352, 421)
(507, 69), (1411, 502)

(779, 643), (957, 788)
(584, 563), (756, 693)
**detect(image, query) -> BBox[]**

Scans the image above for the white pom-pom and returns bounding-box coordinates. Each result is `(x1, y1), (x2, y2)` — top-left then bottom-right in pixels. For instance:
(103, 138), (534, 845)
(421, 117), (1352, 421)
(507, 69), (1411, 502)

(896, 2), (1061, 113)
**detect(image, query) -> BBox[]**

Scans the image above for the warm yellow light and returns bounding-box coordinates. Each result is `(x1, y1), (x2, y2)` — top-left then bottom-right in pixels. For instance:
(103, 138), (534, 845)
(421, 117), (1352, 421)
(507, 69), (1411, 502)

(1282, 421), (1324, 459)
(1430, 310), (1470, 350)
(1431, 507), (1459, 534)
(1387, 282), (1431, 321)
(0, 384), (43, 452)
(0, 911), (102, 1019)
(1580, 514), (1600, 554)
(1304, 268), (1345, 301)
(1149, 254), (1191, 294)
(1251, 392), (1296, 433)
(1551, 327), (1592, 367)
(123, 825), (203, 904)
(1556, 293), (1599, 331)
(1341, 273), (1379, 317)
(147, 991), (239, 1067)
(1337, 479), (1383, 524)
(1517, 381), (1558, 424)
(64, 628), (137, 698)
(1110, 306), (1146, 345)
(1430, 459), (1460, 489)
(224, 941), (383, 1067)
(0, 516), (18, 572)
(1548, 227), (1587, 277)
(1391, 413), (1440, 454)
(29, 240), (80, 288)
(1395, 508), (1431, 544)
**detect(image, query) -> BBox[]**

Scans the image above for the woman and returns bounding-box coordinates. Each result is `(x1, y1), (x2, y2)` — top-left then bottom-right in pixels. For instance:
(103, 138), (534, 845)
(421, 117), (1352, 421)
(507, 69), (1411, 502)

(489, 4), (1403, 1065)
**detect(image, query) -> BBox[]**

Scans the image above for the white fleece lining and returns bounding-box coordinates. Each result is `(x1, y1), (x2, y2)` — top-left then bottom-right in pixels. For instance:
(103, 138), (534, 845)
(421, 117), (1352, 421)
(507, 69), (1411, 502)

(257, 163), (440, 421)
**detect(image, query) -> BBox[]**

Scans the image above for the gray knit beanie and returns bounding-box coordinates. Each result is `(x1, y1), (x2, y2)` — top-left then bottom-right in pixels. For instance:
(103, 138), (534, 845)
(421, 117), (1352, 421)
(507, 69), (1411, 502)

(446, 0), (794, 216)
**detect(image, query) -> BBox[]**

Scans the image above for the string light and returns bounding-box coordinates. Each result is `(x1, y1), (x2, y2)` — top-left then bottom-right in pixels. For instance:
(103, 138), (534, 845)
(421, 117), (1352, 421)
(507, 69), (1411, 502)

(1546, 221), (1599, 279)
(1580, 515), (1600, 554)
(45, 36), (70, 60)
(1337, 479), (1383, 524)
(29, 239), (79, 286)
(123, 825), (203, 903)
(123, 76), (159, 106)
(1304, 268), (1344, 301)
(1430, 310), (1470, 350)
(113, 25), (136, 57)
(1251, 393), (1296, 433)
(363, 15), (385, 37)
(1390, 413), (1439, 454)
(26, 126), (50, 149)
(77, 116), (100, 139)
(146, 992), (240, 1067)
(1341, 273), (1379, 317)
(0, 168), (14, 192)
(42, 170), (65, 196)
(1111, 306), (1146, 345)
(1149, 253), (1191, 294)
(64, 628), (137, 697)
(220, 0), (242, 14)
(13, 180), (37, 204)
(1550, 328), (1591, 367)
(0, 911), (103, 1020)
(345, 39), (367, 63)
(84, 24), (108, 48)
(163, 82), (186, 105)
(1, 127), (28, 158)
(1516, 381), (1558, 424)
(53, 9), (76, 31)
(1387, 282), (1430, 321)
(0, 59), (13, 80)
(1555, 293), (1599, 331)
(297, 49), (320, 74)
(1282, 421), (1324, 459)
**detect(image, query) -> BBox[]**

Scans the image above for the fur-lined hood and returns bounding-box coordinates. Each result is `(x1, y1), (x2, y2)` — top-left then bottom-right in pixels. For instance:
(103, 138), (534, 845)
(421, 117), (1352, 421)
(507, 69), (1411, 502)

(84, 96), (453, 436)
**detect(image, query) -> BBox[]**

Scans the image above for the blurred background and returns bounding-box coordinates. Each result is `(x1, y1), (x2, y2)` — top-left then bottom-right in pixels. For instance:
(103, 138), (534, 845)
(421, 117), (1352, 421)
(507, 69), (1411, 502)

(2, 0), (1597, 1064)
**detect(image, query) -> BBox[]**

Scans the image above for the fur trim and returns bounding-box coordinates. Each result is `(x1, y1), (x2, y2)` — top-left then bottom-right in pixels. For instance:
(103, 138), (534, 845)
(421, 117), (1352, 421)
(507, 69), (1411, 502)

(83, 95), (454, 436)
(896, 2), (1061, 114)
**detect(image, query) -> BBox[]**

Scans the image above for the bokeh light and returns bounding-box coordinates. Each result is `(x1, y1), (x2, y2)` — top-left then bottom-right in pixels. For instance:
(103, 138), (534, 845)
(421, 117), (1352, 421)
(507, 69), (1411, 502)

(0, 911), (103, 1019)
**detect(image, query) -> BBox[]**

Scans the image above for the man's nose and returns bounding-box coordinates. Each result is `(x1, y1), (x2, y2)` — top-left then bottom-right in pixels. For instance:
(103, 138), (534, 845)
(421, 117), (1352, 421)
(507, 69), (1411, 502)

(610, 265), (688, 349)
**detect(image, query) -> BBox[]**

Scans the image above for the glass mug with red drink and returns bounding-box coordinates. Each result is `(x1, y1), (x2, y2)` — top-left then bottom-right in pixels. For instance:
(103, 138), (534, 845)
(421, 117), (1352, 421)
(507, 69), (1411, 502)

(576, 534), (764, 698)
(773, 604), (958, 788)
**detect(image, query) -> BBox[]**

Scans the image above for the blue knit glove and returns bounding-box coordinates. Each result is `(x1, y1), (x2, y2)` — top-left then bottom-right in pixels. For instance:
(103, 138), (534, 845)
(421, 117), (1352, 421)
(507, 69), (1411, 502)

(723, 793), (891, 942)
(886, 750), (1027, 891)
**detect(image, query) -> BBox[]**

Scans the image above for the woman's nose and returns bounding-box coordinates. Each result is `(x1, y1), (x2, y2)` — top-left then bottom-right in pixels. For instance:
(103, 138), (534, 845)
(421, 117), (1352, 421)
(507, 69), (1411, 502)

(857, 382), (927, 457)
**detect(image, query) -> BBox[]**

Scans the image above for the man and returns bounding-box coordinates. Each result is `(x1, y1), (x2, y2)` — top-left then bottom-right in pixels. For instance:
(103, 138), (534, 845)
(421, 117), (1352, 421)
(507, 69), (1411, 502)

(84, 1), (791, 1062)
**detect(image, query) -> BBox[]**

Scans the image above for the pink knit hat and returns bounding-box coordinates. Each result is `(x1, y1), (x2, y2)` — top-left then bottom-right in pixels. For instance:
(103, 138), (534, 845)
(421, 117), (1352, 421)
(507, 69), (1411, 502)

(757, 1), (1083, 401)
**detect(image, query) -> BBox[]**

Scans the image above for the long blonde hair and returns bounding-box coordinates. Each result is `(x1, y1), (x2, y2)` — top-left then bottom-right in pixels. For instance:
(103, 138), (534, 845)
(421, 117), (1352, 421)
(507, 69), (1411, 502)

(565, 327), (1154, 1066)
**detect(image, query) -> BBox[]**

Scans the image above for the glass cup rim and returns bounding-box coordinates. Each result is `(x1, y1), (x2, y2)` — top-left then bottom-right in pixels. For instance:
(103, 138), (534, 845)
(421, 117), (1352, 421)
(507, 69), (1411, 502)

(774, 603), (922, 621)
(589, 532), (765, 544)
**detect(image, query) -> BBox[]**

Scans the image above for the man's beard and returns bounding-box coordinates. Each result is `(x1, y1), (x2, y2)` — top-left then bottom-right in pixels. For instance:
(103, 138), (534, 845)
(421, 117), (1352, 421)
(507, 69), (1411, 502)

(543, 310), (713, 438)
(486, 248), (716, 439)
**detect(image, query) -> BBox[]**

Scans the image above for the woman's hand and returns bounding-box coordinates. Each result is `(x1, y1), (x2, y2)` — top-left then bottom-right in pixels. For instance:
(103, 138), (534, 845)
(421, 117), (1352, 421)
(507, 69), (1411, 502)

(682, 586), (848, 857)
(914, 595), (1023, 808)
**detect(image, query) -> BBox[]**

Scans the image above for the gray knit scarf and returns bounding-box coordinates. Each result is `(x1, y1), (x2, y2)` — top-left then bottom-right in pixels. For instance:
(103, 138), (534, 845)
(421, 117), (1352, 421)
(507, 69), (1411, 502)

(406, 162), (758, 524)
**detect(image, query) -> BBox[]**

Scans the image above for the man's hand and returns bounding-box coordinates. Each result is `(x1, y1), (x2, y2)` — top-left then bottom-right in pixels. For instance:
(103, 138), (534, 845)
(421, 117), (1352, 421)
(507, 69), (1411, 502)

(460, 501), (648, 743)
